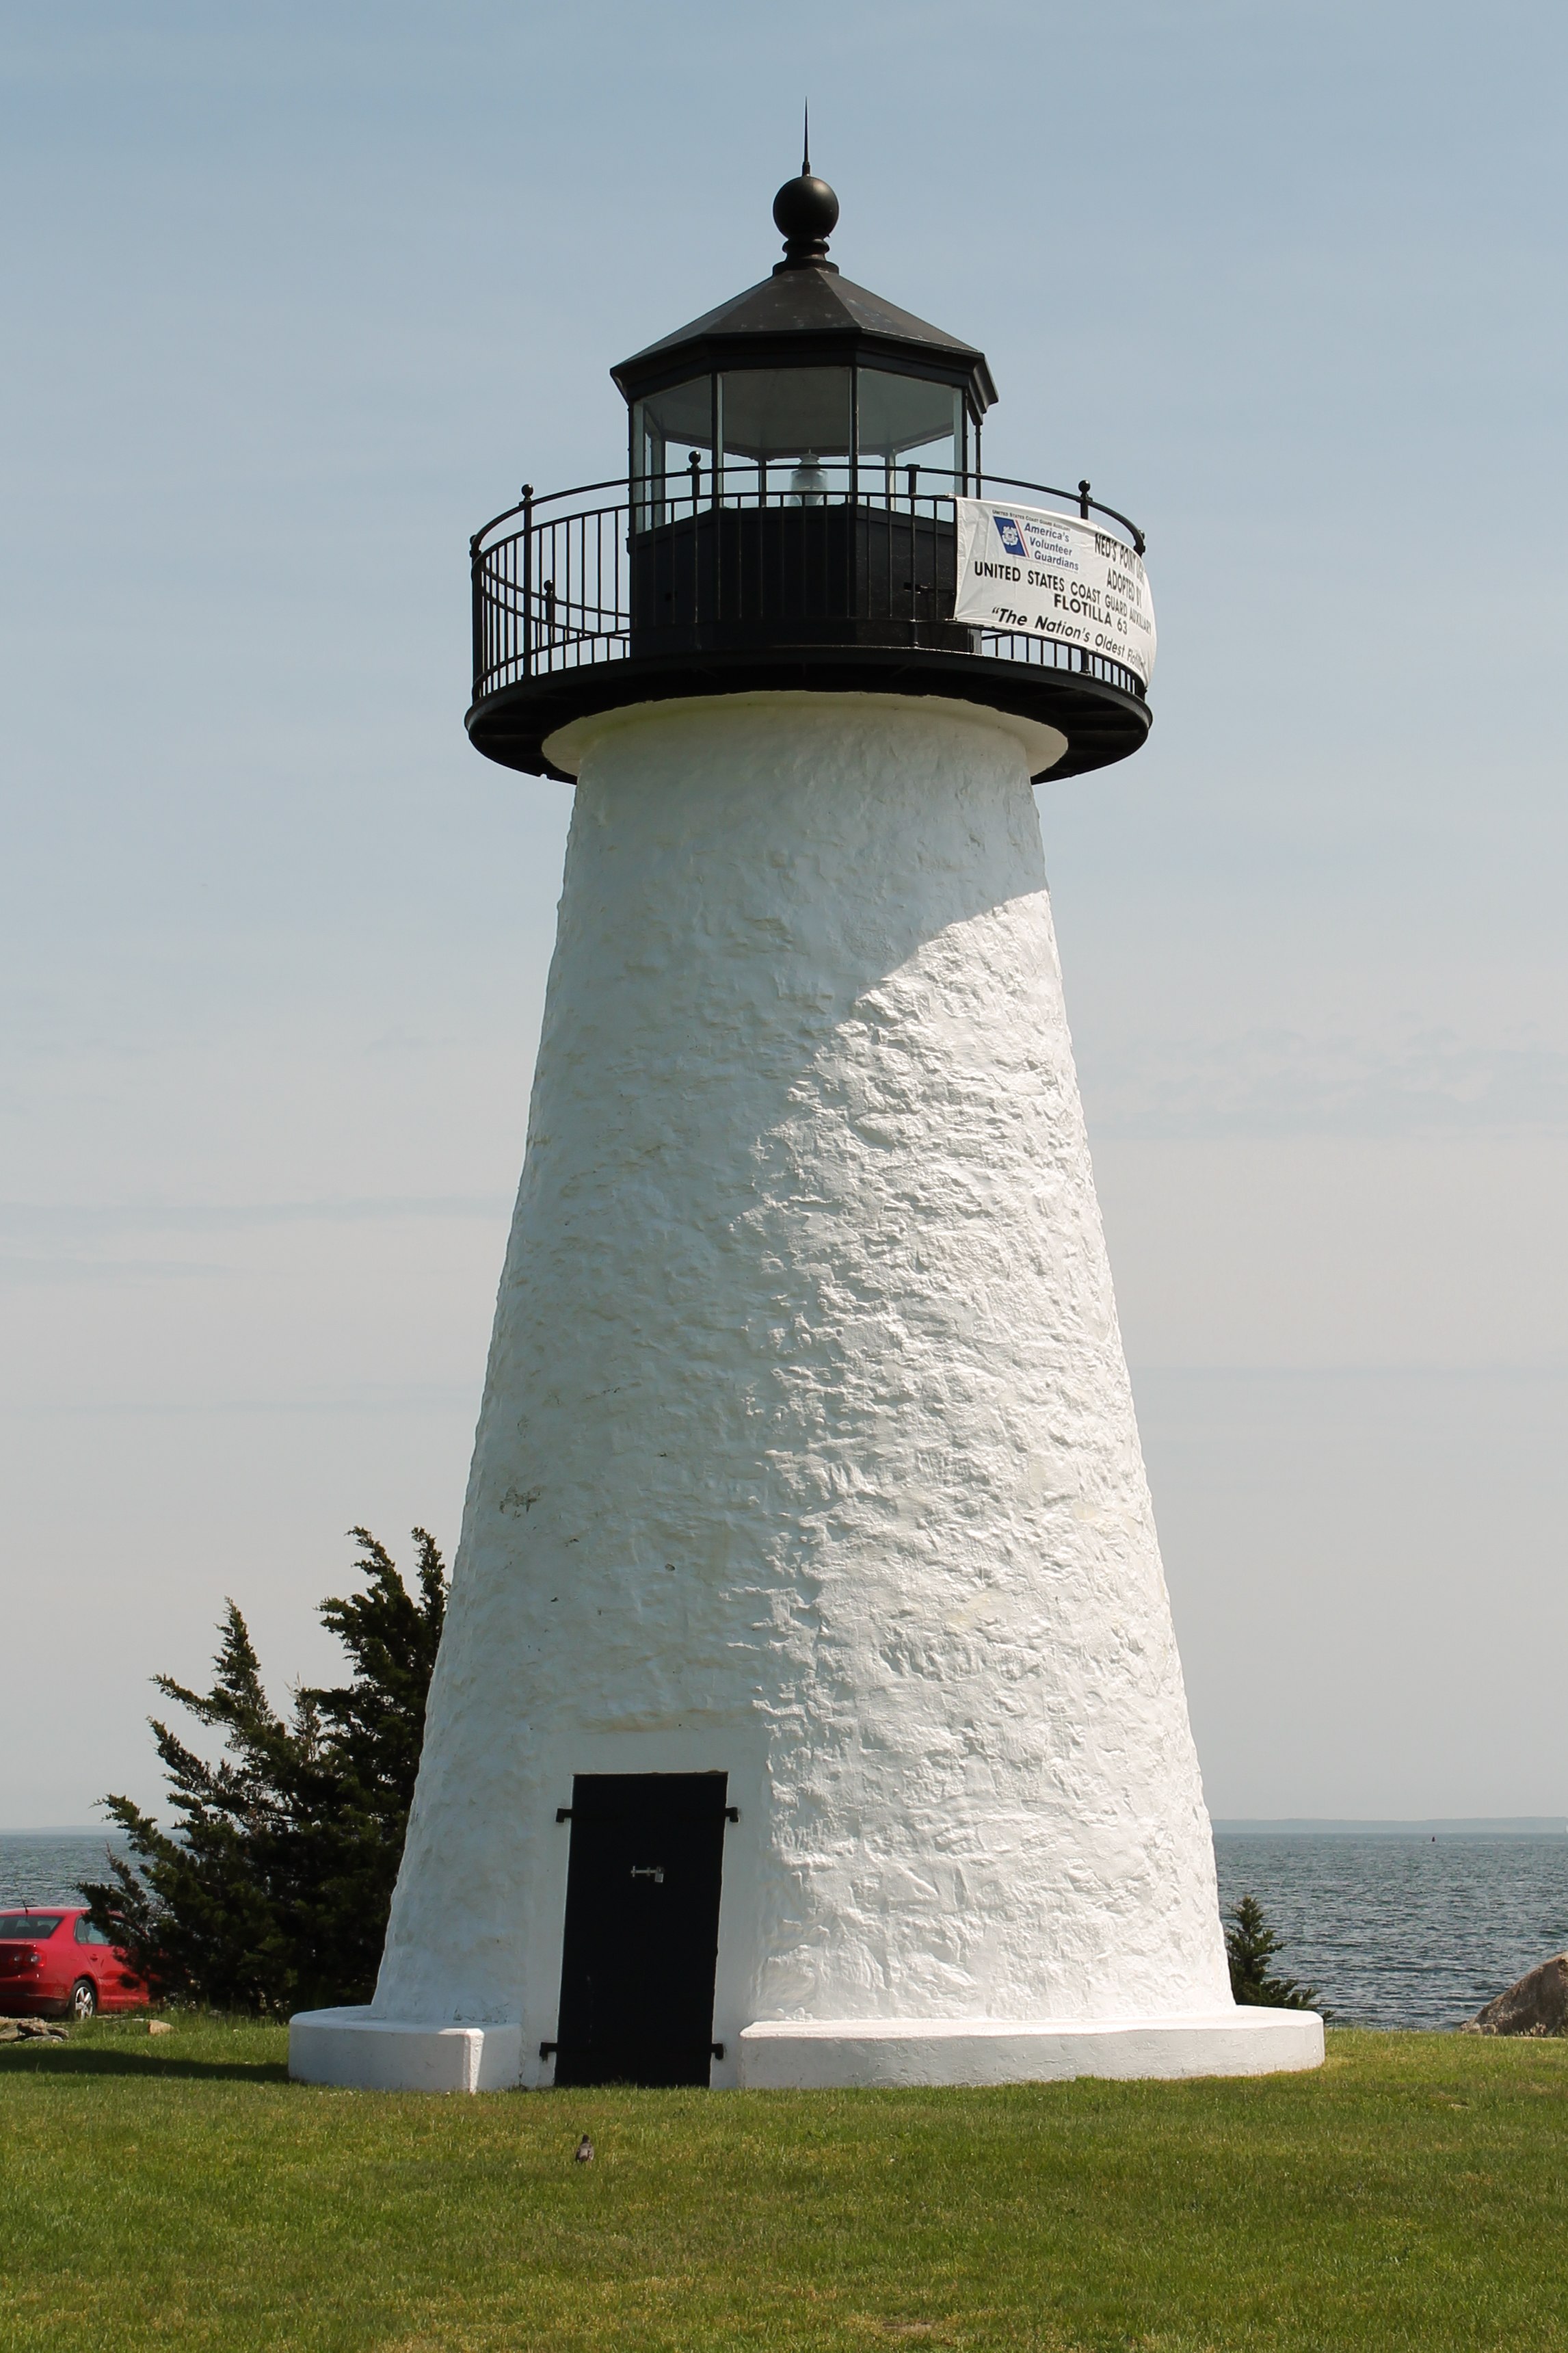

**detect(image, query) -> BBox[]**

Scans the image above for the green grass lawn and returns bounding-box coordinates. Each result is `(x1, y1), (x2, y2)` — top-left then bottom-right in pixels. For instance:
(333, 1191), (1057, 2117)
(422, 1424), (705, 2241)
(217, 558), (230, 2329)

(3, 2021), (1567, 2350)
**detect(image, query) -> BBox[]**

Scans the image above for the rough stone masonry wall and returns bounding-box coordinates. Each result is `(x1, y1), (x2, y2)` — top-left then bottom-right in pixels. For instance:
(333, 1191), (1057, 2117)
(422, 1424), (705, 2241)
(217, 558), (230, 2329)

(374, 691), (1232, 2056)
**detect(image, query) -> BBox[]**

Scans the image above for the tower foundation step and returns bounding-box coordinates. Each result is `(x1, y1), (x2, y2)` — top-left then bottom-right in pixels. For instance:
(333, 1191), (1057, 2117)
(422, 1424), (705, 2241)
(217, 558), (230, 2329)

(288, 2003), (1322, 2092)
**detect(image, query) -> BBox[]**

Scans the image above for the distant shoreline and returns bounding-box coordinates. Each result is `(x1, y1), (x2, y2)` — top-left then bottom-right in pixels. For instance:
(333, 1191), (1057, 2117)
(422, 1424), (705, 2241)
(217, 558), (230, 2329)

(1214, 1818), (1567, 1837)
(0, 1827), (133, 1839)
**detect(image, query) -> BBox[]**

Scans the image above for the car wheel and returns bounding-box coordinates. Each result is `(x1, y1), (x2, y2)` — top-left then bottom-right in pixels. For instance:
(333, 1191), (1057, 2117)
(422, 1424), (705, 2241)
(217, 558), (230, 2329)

(68, 1978), (98, 2023)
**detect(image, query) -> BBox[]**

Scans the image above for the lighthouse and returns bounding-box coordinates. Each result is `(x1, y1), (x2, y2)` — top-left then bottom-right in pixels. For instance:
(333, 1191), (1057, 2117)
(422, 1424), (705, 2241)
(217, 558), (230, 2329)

(291, 160), (1321, 2092)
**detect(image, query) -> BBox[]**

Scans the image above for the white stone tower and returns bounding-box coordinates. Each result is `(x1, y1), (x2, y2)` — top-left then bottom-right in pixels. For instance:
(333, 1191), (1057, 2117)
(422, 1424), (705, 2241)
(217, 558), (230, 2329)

(291, 161), (1320, 2092)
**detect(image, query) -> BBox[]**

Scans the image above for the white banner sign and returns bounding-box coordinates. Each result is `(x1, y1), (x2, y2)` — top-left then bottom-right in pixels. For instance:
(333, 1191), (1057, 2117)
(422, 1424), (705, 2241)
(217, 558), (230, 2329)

(953, 500), (1156, 687)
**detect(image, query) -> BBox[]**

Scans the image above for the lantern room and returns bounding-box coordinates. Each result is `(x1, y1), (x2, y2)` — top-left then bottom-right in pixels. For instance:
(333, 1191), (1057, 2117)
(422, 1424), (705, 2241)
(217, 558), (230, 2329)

(616, 168), (993, 527)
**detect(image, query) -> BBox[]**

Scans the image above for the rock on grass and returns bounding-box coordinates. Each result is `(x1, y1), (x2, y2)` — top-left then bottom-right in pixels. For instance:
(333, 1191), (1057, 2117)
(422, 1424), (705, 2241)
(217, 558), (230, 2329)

(1465, 1954), (1568, 2036)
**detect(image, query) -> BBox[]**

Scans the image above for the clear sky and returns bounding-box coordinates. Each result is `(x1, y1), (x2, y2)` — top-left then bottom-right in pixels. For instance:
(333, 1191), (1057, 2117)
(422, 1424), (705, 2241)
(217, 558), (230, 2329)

(3, 0), (1565, 1828)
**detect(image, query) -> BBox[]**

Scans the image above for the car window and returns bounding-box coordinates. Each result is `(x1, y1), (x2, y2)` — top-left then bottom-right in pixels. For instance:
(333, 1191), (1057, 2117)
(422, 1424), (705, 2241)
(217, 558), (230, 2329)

(73, 1915), (114, 1946)
(0, 1913), (65, 1939)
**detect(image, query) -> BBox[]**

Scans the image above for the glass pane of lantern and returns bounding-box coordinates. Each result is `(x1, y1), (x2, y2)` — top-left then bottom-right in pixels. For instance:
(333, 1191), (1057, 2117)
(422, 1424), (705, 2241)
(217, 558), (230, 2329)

(857, 369), (964, 495)
(720, 368), (851, 503)
(632, 378), (714, 527)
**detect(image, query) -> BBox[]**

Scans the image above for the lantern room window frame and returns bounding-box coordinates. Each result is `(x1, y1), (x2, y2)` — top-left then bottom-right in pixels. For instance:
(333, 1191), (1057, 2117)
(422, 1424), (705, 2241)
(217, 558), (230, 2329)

(629, 352), (984, 531)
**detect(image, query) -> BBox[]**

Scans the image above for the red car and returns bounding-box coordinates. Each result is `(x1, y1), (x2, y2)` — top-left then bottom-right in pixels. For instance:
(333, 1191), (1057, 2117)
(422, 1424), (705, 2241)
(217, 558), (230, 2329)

(0, 1906), (150, 2021)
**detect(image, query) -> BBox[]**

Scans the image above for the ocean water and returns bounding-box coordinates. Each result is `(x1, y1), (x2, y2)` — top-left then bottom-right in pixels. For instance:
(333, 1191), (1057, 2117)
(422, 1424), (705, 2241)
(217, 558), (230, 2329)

(1, 1830), (133, 1911)
(5, 1828), (1565, 2032)
(1213, 1833), (1568, 2029)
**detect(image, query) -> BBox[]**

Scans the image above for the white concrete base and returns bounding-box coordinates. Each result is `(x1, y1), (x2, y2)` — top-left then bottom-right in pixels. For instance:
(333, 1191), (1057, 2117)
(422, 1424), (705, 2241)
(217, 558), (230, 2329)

(288, 2005), (1320, 2092)
(288, 2006), (522, 2093)
(736, 2011), (1324, 2090)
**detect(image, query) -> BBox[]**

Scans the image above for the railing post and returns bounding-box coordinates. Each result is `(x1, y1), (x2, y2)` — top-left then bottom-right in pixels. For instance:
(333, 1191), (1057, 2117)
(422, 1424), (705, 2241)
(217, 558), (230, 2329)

(906, 466), (918, 640)
(470, 530), (483, 700)
(520, 484), (534, 678)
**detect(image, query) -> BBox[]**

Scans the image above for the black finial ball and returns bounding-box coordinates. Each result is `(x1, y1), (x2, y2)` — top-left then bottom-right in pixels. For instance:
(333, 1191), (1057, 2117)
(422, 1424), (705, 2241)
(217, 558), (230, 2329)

(773, 173), (839, 244)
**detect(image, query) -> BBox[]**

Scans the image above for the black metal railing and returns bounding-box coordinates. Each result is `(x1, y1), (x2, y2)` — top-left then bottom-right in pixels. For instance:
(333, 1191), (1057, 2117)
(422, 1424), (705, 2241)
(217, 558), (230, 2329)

(470, 466), (1148, 707)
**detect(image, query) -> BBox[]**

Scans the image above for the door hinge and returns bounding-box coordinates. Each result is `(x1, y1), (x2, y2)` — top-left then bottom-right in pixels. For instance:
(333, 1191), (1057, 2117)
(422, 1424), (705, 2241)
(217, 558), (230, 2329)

(540, 2040), (559, 2058)
(556, 1807), (572, 1822)
(710, 2041), (725, 2060)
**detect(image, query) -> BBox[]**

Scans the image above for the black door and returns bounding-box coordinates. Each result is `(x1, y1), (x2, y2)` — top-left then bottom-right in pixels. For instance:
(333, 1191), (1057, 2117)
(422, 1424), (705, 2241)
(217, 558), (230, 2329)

(553, 1772), (728, 2088)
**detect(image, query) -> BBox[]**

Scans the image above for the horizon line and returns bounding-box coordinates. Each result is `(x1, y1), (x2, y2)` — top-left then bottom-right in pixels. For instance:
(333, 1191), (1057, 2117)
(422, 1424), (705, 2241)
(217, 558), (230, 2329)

(1213, 1815), (1567, 1834)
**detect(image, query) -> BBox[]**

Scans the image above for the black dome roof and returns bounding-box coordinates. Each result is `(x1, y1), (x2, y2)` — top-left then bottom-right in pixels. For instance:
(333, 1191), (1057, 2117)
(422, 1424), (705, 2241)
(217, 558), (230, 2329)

(612, 178), (996, 412)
